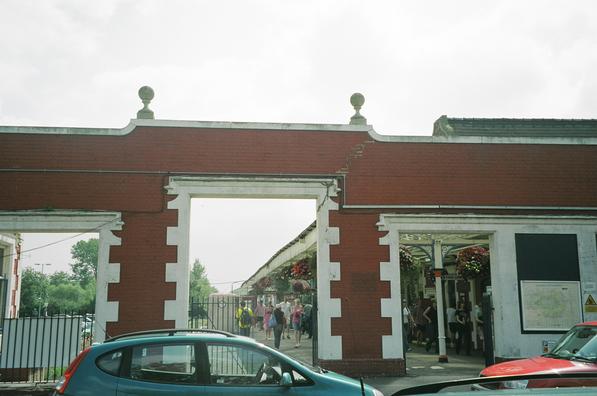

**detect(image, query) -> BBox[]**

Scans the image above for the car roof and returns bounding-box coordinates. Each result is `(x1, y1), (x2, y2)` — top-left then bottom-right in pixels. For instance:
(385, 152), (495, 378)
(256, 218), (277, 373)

(94, 329), (262, 351)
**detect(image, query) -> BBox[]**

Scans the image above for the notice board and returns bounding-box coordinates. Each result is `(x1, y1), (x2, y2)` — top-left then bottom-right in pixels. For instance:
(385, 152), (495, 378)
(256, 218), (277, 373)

(520, 280), (582, 331)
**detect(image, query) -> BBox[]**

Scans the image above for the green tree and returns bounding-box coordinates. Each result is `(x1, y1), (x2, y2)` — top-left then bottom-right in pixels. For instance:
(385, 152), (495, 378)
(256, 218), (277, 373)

(49, 271), (73, 286)
(189, 260), (217, 302)
(19, 268), (49, 316)
(70, 238), (99, 286)
(47, 283), (93, 314)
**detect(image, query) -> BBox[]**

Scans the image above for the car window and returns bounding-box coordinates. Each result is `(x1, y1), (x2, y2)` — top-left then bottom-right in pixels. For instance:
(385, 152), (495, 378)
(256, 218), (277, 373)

(96, 349), (123, 376)
(206, 343), (284, 386)
(291, 369), (310, 385)
(129, 343), (197, 385)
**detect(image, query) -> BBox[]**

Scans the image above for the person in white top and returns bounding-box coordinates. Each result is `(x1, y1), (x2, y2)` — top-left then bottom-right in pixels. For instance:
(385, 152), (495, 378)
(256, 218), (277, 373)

(446, 303), (457, 348)
(402, 300), (413, 352)
(282, 299), (293, 339)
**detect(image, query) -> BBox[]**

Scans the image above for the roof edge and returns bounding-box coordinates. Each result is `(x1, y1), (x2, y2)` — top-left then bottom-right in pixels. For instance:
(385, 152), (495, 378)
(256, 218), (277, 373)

(0, 118), (373, 136)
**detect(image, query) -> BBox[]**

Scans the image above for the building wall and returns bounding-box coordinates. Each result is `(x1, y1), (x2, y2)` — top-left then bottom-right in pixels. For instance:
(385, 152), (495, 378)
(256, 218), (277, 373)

(1, 122), (597, 375)
(0, 233), (20, 318)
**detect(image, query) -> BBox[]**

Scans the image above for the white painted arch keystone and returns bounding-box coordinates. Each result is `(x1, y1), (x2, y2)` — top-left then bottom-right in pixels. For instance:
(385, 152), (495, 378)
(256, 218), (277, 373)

(165, 176), (343, 360)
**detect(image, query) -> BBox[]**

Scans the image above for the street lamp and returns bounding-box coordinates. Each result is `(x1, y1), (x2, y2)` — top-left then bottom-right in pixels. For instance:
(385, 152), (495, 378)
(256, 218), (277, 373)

(34, 263), (51, 316)
(34, 262), (51, 274)
(230, 280), (243, 294)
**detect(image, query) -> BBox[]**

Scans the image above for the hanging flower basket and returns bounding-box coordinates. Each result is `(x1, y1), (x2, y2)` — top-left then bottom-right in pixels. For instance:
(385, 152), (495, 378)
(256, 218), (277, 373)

(290, 259), (313, 280)
(400, 247), (415, 272)
(272, 266), (292, 294)
(275, 265), (293, 282)
(251, 276), (272, 294)
(291, 279), (311, 293)
(456, 246), (490, 280)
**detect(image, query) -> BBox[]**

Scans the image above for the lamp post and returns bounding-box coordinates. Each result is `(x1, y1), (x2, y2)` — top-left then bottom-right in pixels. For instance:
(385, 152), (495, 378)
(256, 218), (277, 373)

(34, 263), (51, 316)
(230, 280), (243, 294)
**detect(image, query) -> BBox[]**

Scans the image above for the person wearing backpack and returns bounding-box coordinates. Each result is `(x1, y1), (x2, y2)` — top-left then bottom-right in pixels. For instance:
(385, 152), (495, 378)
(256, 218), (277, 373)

(236, 301), (254, 337)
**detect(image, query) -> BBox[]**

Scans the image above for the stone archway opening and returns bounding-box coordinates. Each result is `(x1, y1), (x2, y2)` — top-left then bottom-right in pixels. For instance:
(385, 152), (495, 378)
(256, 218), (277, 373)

(165, 176), (343, 362)
(0, 211), (122, 342)
(398, 233), (491, 359)
(187, 197), (317, 359)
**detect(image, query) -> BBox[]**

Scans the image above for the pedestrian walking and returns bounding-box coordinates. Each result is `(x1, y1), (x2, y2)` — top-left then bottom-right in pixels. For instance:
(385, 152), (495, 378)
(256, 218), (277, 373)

(236, 301), (254, 337)
(255, 299), (265, 330)
(291, 299), (304, 347)
(456, 302), (472, 355)
(263, 302), (274, 340)
(447, 303), (457, 348)
(273, 303), (286, 350)
(402, 299), (413, 352)
(414, 295), (428, 345)
(424, 298), (438, 353)
(282, 298), (292, 339)
(302, 303), (313, 339)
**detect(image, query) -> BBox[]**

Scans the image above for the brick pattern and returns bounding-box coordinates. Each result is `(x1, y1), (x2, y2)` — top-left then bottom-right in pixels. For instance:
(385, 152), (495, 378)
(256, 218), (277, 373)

(106, 208), (178, 336)
(343, 142), (597, 207)
(329, 211), (392, 359)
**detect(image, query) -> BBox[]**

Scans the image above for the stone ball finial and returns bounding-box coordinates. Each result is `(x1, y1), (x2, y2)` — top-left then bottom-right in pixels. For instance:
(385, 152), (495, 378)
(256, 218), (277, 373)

(349, 92), (367, 125)
(136, 86), (155, 119)
(138, 86), (155, 102)
(350, 93), (365, 109)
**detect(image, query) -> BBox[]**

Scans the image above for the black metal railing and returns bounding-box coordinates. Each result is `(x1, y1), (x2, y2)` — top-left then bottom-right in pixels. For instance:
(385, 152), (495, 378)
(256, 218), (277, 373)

(188, 296), (241, 336)
(0, 311), (94, 383)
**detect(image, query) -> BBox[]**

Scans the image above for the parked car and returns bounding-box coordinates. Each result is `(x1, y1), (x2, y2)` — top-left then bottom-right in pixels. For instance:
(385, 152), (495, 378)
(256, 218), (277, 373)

(80, 314), (95, 336)
(393, 373), (597, 395)
(54, 328), (384, 396)
(480, 321), (597, 389)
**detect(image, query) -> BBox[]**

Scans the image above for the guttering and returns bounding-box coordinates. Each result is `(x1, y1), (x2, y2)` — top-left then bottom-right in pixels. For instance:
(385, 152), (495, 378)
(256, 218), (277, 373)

(343, 204), (597, 211)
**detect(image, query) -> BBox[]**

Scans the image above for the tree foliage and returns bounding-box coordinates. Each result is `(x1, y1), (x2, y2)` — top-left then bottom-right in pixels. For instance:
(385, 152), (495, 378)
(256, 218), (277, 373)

(49, 271), (73, 286)
(19, 268), (49, 316)
(47, 283), (92, 313)
(19, 238), (99, 316)
(189, 260), (217, 302)
(70, 239), (99, 286)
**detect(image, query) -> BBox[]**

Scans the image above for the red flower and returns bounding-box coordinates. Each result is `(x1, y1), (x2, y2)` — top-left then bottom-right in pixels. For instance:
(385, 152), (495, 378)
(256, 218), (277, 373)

(456, 246), (490, 280)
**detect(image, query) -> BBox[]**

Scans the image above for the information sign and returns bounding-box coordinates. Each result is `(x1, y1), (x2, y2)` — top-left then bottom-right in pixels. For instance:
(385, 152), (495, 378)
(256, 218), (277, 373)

(520, 280), (582, 331)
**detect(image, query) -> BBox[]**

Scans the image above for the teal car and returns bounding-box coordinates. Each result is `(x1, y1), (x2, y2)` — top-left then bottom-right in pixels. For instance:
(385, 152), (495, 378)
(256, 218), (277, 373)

(54, 329), (384, 396)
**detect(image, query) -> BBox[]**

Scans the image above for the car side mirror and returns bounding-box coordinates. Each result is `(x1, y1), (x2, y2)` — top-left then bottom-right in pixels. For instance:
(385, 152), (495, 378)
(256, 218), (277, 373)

(280, 372), (292, 387)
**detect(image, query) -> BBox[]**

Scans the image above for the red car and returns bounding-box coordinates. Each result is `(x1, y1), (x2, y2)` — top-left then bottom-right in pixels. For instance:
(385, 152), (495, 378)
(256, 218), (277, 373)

(480, 321), (597, 389)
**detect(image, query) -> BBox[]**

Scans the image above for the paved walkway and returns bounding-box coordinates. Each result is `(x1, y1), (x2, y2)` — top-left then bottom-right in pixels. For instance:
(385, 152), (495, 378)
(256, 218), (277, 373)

(251, 326), (314, 364)
(368, 344), (485, 395)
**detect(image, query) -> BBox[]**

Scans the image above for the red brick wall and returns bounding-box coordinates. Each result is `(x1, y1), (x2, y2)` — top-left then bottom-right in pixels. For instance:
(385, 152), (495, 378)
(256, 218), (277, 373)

(330, 211), (391, 359)
(107, 210), (178, 336)
(343, 141), (597, 207)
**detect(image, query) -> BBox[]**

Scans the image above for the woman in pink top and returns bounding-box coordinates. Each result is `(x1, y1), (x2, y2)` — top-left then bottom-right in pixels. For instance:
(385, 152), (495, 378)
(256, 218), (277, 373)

(263, 302), (274, 340)
(291, 299), (304, 347)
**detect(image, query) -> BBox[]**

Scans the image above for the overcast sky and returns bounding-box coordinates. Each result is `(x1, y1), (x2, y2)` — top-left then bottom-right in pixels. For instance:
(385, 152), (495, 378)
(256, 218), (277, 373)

(6, 1), (597, 290)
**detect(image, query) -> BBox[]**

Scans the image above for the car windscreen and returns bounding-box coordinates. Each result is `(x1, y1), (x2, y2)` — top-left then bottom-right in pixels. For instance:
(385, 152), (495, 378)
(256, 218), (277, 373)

(547, 326), (597, 361)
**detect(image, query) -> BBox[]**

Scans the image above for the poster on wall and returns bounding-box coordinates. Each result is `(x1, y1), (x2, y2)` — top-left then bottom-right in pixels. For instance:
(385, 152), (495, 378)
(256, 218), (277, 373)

(520, 280), (582, 332)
